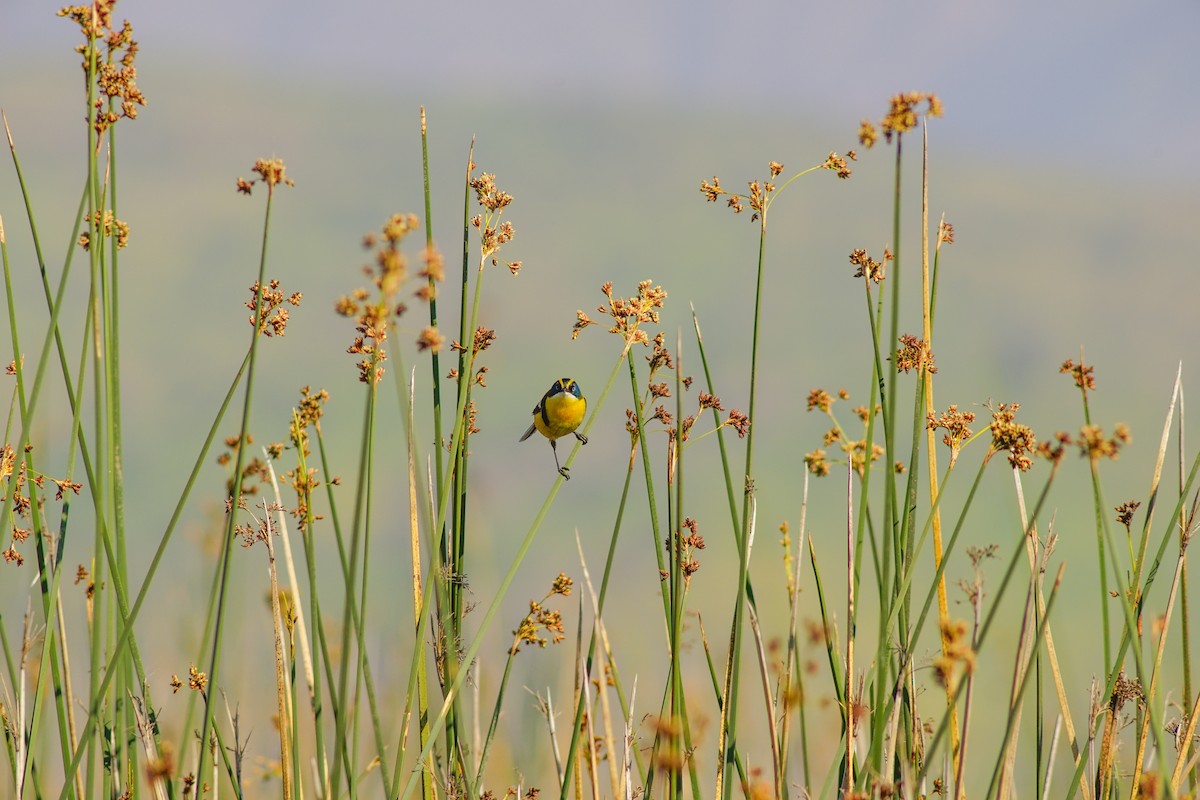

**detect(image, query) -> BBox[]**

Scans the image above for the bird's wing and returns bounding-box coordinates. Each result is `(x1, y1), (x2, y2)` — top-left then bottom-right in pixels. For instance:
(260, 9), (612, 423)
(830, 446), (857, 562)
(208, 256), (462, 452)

(519, 421), (538, 442)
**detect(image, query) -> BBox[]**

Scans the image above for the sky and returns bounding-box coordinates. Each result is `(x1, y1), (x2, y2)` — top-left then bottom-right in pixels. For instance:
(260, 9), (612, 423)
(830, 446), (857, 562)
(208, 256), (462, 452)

(5, 0), (1199, 182)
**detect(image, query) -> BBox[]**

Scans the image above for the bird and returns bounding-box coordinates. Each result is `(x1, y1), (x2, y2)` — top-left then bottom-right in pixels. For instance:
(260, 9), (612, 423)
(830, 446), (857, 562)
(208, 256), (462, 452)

(520, 378), (588, 479)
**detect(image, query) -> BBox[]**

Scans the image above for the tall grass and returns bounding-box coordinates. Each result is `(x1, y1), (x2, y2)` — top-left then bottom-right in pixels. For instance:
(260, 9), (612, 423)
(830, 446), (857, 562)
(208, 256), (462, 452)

(2, 6), (1198, 800)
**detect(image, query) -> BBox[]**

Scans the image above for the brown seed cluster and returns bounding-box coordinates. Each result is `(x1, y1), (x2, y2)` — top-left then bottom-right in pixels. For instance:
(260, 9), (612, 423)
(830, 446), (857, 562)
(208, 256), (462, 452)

(1035, 431), (1073, 465)
(280, 386), (331, 526)
(894, 334), (937, 374)
(1114, 500), (1141, 530)
(144, 743), (175, 783)
(701, 156), (854, 222)
(509, 573), (573, 654)
(663, 516), (705, 585)
(59, 2), (147, 136)
(927, 404), (976, 465)
(806, 389), (834, 413)
(1, 442), (81, 566)
(931, 618), (976, 692)
(246, 279), (302, 337)
(77, 209), (130, 251)
(1110, 671), (1145, 710)
(699, 162), (780, 221)
(446, 328), (495, 391)
(989, 402), (1037, 472)
(1060, 358), (1096, 392)
(468, 170), (521, 272)
(803, 388), (881, 477)
(660, 388), (749, 446)
(858, 92), (943, 148)
(234, 498), (285, 548)
(1077, 423), (1131, 462)
(335, 213), (438, 382)
(821, 150), (855, 179)
(846, 440), (885, 476)
(172, 663), (207, 694)
(575, 280), (667, 349)
(849, 248), (892, 284)
(938, 220), (956, 245)
(215, 434), (272, 497)
(237, 158), (295, 195)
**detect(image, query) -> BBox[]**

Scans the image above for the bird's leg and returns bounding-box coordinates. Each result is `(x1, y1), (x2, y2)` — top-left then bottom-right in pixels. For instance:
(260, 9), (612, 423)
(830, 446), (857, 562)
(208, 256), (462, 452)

(573, 431), (588, 445)
(551, 439), (570, 479)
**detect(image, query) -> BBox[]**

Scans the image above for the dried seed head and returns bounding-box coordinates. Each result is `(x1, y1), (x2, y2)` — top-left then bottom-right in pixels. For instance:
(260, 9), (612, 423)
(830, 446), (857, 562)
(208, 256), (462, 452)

(989, 402), (1037, 472)
(1060, 358), (1096, 391)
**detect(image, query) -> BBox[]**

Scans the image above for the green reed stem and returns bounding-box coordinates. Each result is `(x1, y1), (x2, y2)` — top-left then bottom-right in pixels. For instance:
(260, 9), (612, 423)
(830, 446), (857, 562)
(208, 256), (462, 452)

(330, 388), (387, 796)
(307, 426), (365, 789)
(387, 367), (434, 800)
(691, 309), (739, 537)
(718, 212), (766, 800)
(918, 456), (1060, 785)
(984, 564), (1066, 800)
(404, 337), (624, 800)
(353, 385), (395, 796)
(668, 331), (686, 800)
(289, 412), (331, 797)
(420, 108), (444, 511)
(558, 398), (646, 794)
(195, 177), (279, 789)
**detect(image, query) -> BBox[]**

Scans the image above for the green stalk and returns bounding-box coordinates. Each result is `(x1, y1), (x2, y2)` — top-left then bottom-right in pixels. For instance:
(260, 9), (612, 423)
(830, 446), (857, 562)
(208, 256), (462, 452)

(668, 332), (686, 800)
(330, 388), (385, 796)
(0, 614), (18, 789)
(385, 366), (434, 800)
(353, 384), (395, 796)
(1071, 361), (1112, 671)
(563, 347), (667, 799)
(882, 136), (912, 770)
(82, 27), (105, 793)
(395, 512), (444, 792)
(420, 107), (444, 513)
(195, 176), (280, 789)
(1180, 392), (1195, 792)
(557, 398), (647, 794)
(4, 237), (67, 798)
(291, 415), (330, 797)
(7, 134), (196, 797)
(1093, 468), (1175, 796)
(404, 338), (624, 800)
(695, 616), (750, 788)
(718, 212), (766, 800)
(627, 355), (675, 800)
(690, 309), (739, 536)
(82, 28), (107, 789)
(436, 143), (482, 774)
(859, 271), (893, 778)
(984, 565), (1067, 799)
(311, 427), (361, 788)
(105, 103), (142, 797)
(4, 131), (97, 800)
(808, 538), (846, 716)
(416, 108), (439, 800)
(918, 456), (1062, 783)
(475, 646), (520, 784)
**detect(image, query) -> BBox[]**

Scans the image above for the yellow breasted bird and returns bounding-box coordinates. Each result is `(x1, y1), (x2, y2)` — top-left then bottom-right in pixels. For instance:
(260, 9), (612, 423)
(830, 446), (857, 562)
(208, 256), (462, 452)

(520, 378), (588, 479)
